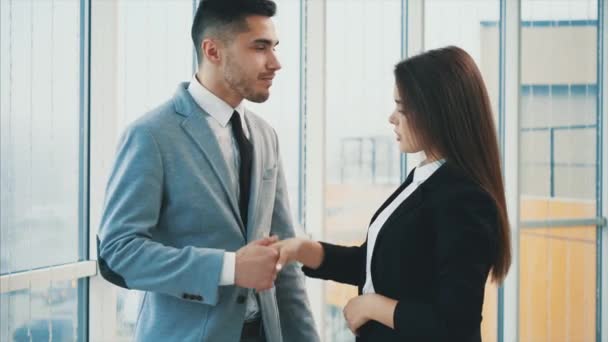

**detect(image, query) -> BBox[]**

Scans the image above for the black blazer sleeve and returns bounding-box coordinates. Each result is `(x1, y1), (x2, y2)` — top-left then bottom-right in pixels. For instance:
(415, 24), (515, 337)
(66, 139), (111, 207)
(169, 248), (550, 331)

(302, 241), (366, 286)
(393, 186), (498, 340)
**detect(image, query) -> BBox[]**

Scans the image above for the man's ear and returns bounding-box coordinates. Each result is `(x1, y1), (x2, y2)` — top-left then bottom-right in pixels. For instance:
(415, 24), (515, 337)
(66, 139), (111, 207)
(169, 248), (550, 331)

(202, 38), (223, 65)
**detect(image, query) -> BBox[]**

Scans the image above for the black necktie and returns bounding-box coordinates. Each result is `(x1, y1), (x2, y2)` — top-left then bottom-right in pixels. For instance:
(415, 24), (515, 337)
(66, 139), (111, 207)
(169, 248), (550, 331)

(230, 111), (253, 229)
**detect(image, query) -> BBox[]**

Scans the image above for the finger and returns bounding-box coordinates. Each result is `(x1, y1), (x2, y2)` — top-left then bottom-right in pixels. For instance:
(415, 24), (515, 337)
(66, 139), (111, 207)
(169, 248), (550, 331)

(255, 235), (279, 246)
(269, 247), (279, 258)
(252, 237), (273, 246)
(269, 241), (282, 250)
(348, 322), (356, 334)
(275, 249), (289, 272)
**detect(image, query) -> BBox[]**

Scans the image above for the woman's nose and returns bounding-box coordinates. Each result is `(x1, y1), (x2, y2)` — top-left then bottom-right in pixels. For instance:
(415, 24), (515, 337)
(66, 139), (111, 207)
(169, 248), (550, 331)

(388, 112), (397, 125)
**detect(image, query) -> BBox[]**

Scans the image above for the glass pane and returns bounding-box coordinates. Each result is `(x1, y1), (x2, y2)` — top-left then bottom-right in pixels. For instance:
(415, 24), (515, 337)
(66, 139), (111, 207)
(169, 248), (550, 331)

(424, 1), (501, 340)
(0, 280), (80, 342)
(324, 1), (402, 340)
(0, 0), (81, 274)
(519, 1), (599, 341)
(112, 0), (193, 129)
(115, 289), (141, 341)
(425, 0), (501, 126)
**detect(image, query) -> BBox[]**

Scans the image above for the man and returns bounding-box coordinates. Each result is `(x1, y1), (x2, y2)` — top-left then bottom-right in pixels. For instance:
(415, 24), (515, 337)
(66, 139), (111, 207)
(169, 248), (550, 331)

(96, 1), (319, 341)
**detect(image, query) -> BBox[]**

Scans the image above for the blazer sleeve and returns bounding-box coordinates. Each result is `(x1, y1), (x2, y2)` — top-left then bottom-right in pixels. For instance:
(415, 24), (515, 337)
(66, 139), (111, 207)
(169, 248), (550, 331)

(393, 186), (498, 340)
(96, 124), (224, 306)
(301, 241), (366, 287)
(269, 131), (320, 342)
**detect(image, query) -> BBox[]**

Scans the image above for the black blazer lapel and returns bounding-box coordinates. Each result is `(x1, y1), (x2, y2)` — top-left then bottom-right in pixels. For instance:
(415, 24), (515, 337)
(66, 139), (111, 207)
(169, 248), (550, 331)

(379, 186), (424, 230)
(367, 186), (425, 292)
(369, 168), (416, 225)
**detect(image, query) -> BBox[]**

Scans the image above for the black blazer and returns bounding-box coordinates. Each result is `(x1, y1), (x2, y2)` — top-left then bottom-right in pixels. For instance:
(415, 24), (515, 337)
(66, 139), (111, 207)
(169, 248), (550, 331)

(303, 162), (499, 342)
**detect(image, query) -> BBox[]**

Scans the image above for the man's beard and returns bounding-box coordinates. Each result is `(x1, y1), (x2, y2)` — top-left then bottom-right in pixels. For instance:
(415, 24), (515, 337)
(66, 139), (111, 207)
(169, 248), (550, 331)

(224, 55), (270, 103)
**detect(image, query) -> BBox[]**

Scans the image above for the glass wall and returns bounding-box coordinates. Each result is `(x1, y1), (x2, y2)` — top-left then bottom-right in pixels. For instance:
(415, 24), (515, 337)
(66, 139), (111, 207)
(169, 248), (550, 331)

(0, 0), (83, 340)
(324, 1), (402, 340)
(0, 0), (81, 274)
(0, 281), (81, 342)
(518, 1), (599, 341)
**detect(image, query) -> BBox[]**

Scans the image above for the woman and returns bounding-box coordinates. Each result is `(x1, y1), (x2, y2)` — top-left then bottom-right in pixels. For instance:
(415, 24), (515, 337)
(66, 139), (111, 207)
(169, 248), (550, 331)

(272, 46), (511, 341)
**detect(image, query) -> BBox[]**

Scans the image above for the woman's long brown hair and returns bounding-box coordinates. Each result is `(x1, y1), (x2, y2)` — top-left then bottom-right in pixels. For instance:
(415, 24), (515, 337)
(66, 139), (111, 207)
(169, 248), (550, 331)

(395, 46), (511, 283)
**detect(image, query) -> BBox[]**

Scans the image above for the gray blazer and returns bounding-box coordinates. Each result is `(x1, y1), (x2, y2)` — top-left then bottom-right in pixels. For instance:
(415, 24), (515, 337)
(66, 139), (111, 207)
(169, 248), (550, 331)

(97, 83), (319, 342)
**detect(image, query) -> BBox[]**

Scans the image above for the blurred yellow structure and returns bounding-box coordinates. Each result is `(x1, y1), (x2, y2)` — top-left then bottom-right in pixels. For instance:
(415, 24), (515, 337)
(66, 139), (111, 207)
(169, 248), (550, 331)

(519, 198), (596, 342)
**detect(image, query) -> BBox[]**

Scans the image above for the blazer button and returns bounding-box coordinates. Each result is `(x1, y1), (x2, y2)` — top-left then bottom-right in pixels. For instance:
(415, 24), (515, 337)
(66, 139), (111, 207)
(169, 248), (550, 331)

(237, 295), (246, 304)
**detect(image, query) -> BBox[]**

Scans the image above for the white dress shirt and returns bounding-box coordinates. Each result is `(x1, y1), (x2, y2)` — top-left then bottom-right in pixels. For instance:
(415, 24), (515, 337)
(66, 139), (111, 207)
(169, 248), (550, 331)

(362, 159), (446, 294)
(187, 75), (260, 319)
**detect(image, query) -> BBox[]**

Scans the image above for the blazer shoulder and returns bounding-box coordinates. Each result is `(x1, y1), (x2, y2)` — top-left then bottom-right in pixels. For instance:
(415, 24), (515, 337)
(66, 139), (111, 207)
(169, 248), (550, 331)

(423, 165), (498, 223)
(423, 165), (500, 236)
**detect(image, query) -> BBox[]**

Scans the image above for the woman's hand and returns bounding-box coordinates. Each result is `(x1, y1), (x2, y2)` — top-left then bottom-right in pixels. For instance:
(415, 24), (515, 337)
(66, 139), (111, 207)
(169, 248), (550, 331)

(271, 238), (304, 271)
(344, 293), (398, 334)
(343, 294), (373, 335)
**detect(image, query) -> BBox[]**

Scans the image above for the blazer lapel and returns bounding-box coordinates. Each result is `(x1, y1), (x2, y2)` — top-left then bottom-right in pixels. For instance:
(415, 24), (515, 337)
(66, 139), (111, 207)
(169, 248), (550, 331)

(380, 186), (424, 229)
(369, 179), (410, 226)
(370, 185), (424, 282)
(244, 111), (264, 242)
(369, 168), (417, 225)
(369, 170), (414, 226)
(174, 84), (245, 235)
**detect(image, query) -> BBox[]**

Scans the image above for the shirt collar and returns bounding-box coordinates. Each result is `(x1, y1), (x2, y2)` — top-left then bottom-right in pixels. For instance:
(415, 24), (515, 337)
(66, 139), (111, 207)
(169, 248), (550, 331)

(413, 159), (446, 184)
(187, 74), (245, 127)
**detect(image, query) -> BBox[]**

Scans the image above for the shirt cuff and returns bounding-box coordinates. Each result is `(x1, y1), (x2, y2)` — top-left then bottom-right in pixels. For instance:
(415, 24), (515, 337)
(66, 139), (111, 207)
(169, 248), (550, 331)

(219, 252), (235, 286)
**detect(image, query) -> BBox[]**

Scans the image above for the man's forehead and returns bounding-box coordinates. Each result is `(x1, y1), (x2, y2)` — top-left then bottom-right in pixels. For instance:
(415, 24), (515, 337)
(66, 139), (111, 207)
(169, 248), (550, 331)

(239, 15), (279, 42)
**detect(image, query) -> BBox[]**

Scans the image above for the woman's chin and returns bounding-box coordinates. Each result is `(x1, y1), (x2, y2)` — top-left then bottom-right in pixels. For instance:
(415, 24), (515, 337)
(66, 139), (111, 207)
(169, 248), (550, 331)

(400, 145), (422, 154)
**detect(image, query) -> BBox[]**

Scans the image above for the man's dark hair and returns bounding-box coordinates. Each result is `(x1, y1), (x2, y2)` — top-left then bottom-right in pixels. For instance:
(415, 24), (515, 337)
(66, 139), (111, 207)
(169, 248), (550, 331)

(192, 0), (277, 64)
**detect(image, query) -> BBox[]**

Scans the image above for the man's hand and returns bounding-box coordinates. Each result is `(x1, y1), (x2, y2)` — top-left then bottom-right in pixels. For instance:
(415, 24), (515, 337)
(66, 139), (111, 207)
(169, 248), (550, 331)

(235, 236), (280, 291)
(271, 237), (304, 271)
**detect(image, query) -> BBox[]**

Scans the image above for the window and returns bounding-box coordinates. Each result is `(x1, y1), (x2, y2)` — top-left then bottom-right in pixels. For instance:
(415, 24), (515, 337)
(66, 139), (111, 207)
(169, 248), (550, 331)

(519, 1), (599, 341)
(1, 0), (81, 274)
(0, 1), (84, 340)
(324, 1), (403, 340)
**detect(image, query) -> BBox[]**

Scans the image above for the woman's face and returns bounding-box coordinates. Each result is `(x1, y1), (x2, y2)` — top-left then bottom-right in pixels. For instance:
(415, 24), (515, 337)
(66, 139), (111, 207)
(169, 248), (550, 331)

(389, 85), (422, 153)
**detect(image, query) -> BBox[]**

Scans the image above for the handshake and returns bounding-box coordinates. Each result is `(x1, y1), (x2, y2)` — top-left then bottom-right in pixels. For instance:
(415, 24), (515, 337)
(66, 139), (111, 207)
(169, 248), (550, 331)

(234, 235), (309, 291)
